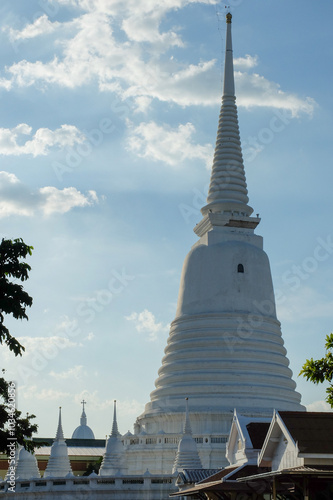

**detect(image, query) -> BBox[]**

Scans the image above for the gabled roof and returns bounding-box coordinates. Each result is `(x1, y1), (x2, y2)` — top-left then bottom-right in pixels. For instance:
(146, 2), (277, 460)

(259, 410), (333, 466)
(278, 411), (333, 454)
(226, 410), (271, 465)
(246, 422), (271, 450)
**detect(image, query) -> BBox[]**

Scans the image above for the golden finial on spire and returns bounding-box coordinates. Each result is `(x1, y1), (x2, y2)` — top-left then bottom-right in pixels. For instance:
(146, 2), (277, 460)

(226, 12), (232, 24)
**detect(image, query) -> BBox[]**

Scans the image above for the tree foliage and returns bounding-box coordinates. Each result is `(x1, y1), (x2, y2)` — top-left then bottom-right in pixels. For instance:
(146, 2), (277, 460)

(0, 372), (38, 453)
(0, 237), (33, 356)
(299, 333), (333, 407)
(83, 456), (103, 476)
(0, 238), (38, 453)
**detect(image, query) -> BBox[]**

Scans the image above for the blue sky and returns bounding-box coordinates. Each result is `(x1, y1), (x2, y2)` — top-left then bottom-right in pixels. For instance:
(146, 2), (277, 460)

(1, 0), (333, 439)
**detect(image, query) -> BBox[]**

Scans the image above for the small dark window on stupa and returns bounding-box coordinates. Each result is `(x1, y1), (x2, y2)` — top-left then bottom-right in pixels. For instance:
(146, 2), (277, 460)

(237, 264), (244, 273)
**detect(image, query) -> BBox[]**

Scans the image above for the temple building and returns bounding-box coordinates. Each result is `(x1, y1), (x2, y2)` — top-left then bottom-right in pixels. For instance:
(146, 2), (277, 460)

(1, 12), (314, 499)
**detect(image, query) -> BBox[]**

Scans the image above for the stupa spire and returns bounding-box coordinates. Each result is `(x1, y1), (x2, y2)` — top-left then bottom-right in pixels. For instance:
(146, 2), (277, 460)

(200, 12), (254, 223)
(55, 407), (65, 441)
(223, 12), (235, 96)
(111, 400), (118, 437)
(172, 398), (202, 473)
(183, 397), (192, 435)
(44, 407), (73, 478)
(99, 400), (127, 476)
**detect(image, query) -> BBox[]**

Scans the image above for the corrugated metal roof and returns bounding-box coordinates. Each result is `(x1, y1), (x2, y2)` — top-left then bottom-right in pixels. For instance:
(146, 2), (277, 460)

(36, 447), (104, 457)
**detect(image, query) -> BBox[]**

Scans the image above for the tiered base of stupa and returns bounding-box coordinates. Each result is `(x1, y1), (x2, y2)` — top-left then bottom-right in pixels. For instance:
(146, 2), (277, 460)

(122, 225), (304, 474)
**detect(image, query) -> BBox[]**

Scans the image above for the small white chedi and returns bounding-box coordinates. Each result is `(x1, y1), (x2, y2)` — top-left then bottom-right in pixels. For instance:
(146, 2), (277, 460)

(43, 408), (73, 478)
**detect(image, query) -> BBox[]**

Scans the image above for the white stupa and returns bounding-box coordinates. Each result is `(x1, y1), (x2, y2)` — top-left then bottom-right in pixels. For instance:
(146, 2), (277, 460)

(72, 400), (95, 439)
(44, 408), (73, 478)
(172, 399), (202, 473)
(15, 446), (41, 480)
(127, 12), (304, 473)
(99, 400), (127, 476)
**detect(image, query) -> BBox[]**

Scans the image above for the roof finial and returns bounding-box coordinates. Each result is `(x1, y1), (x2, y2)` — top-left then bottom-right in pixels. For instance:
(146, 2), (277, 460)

(80, 400), (87, 426)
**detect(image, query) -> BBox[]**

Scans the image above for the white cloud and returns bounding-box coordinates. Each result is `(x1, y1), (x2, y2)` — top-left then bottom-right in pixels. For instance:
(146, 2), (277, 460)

(0, 3), (314, 117)
(21, 385), (70, 401)
(74, 390), (144, 420)
(122, 59), (218, 107)
(235, 71), (315, 117)
(306, 400), (332, 412)
(133, 96), (153, 114)
(39, 186), (97, 215)
(17, 335), (78, 356)
(0, 78), (12, 91)
(7, 333), (82, 383)
(0, 124), (85, 157)
(277, 287), (333, 323)
(121, 10), (183, 46)
(50, 365), (85, 379)
(126, 309), (169, 341)
(127, 121), (213, 168)
(0, 171), (98, 218)
(234, 54), (258, 70)
(6, 15), (60, 41)
(54, 316), (80, 335)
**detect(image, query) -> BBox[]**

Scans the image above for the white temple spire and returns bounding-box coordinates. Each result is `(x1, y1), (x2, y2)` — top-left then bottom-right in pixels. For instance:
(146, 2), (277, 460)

(200, 12), (254, 223)
(223, 12), (235, 96)
(55, 406), (65, 441)
(172, 398), (202, 473)
(99, 400), (127, 476)
(111, 400), (118, 437)
(44, 407), (73, 478)
(183, 397), (192, 435)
